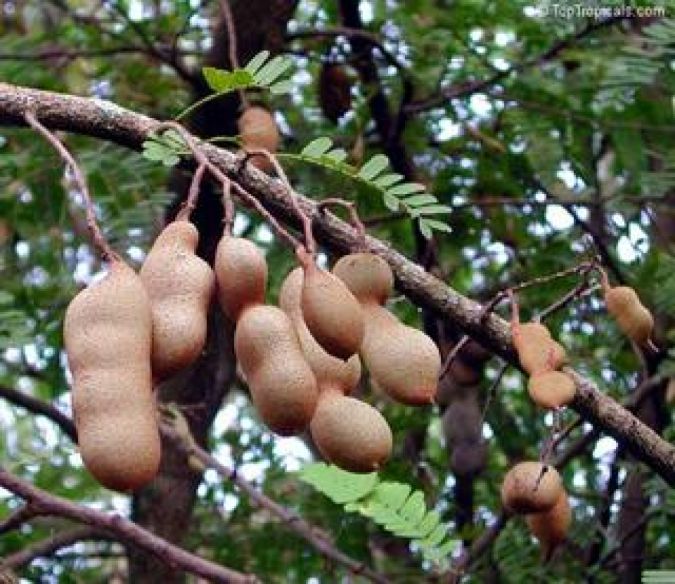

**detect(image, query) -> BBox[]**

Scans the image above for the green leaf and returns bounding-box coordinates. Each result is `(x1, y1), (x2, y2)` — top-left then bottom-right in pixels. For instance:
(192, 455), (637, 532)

(383, 193), (400, 211)
(402, 194), (437, 207)
(358, 154), (389, 180)
(202, 67), (254, 93)
(245, 50), (270, 75)
(302, 137), (333, 158)
(269, 80), (293, 94)
(369, 482), (412, 510)
(400, 490), (426, 525)
(419, 524), (447, 549)
(254, 55), (292, 85)
(416, 510), (441, 538)
(386, 183), (426, 196)
(419, 219), (433, 239)
(417, 205), (452, 215)
(373, 173), (404, 188)
(297, 463), (378, 504)
(422, 218), (452, 233)
(326, 148), (348, 162)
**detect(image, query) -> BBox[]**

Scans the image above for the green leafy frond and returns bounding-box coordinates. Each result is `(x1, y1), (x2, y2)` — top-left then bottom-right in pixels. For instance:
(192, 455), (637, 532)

(279, 137), (452, 238)
(141, 128), (187, 167)
(297, 463), (459, 568)
(203, 50), (293, 96)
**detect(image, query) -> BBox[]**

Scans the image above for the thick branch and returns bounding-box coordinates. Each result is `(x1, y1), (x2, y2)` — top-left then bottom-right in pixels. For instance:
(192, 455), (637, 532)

(0, 467), (258, 583)
(0, 82), (673, 485)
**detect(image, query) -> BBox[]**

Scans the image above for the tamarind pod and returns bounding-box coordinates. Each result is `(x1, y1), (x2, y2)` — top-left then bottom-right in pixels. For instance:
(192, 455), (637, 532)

(234, 305), (318, 436)
(604, 286), (654, 345)
(501, 461), (563, 514)
(140, 221), (214, 380)
(527, 370), (576, 409)
(301, 262), (365, 360)
(214, 235), (268, 321)
(237, 106), (280, 171)
(279, 267), (361, 394)
(309, 388), (392, 472)
(65, 259), (160, 492)
(526, 490), (571, 560)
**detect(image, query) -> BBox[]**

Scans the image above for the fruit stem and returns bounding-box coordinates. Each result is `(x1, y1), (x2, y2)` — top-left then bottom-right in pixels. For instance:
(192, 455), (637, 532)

(316, 198), (367, 249)
(220, 178), (235, 236)
(176, 162), (207, 221)
(242, 147), (317, 256)
(154, 122), (303, 251)
(23, 111), (116, 263)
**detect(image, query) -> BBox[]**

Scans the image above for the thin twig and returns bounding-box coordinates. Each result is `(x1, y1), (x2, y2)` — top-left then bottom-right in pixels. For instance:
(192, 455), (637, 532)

(0, 526), (110, 571)
(220, 177), (235, 235)
(0, 467), (258, 583)
(160, 418), (389, 584)
(0, 384), (77, 442)
(0, 505), (41, 535)
(218, 0), (248, 108)
(23, 111), (115, 262)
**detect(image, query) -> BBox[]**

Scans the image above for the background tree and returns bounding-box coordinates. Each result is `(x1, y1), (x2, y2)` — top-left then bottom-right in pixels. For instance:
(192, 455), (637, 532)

(0, 1), (673, 582)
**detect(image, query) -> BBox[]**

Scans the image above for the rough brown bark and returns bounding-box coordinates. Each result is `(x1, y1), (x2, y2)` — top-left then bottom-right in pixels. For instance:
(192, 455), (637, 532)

(0, 82), (674, 486)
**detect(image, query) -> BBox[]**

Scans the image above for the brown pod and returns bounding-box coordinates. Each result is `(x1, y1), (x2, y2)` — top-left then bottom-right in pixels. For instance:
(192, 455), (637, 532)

(64, 260), (160, 492)
(513, 322), (566, 375)
(237, 106), (280, 171)
(332, 252), (393, 305)
(333, 253), (440, 405)
(526, 490), (571, 560)
(318, 63), (352, 124)
(301, 261), (365, 360)
(234, 305), (318, 435)
(501, 461), (563, 514)
(310, 388), (392, 472)
(279, 267), (361, 393)
(604, 286), (654, 345)
(214, 235), (268, 321)
(527, 371), (576, 409)
(140, 221), (214, 380)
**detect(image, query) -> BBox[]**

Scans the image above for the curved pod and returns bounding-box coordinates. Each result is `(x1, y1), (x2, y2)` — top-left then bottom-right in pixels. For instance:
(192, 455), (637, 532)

(234, 305), (318, 435)
(65, 260), (160, 492)
(310, 389), (392, 472)
(526, 490), (571, 559)
(501, 461), (563, 514)
(301, 262), (365, 360)
(333, 253), (441, 405)
(214, 235), (268, 321)
(140, 221), (214, 380)
(279, 267), (361, 393)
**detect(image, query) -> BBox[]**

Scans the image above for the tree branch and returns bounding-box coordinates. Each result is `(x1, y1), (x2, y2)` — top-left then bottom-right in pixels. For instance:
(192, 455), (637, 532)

(0, 82), (673, 485)
(406, 16), (627, 113)
(0, 526), (110, 572)
(161, 421), (389, 584)
(0, 467), (258, 583)
(0, 384), (77, 442)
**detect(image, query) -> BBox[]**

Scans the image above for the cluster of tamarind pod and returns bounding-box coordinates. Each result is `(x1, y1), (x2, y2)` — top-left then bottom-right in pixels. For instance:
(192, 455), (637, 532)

(64, 200), (442, 491)
(500, 273), (655, 557)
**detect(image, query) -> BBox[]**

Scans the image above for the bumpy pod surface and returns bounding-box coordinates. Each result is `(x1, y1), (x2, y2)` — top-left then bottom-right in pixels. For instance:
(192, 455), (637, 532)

(527, 370), (575, 409)
(604, 286), (654, 345)
(513, 322), (566, 375)
(279, 267), (361, 393)
(237, 106), (280, 170)
(140, 221), (214, 379)
(526, 490), (571, 559)
(301, 262), (365, 360)
(310, 389), (392, 472)
(214, 236), (268, 321)
(501, 461), (563, 514)
(333, 253), (441, 405)
(64, 260), (160, 492)
(234, 305), (318, 435)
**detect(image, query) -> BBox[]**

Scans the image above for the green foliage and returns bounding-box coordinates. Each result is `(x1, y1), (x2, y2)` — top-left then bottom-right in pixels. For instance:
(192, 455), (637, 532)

(298, 463), (459, 568)
(203, 50), (294, 96)
(280, 137), (452, 238)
